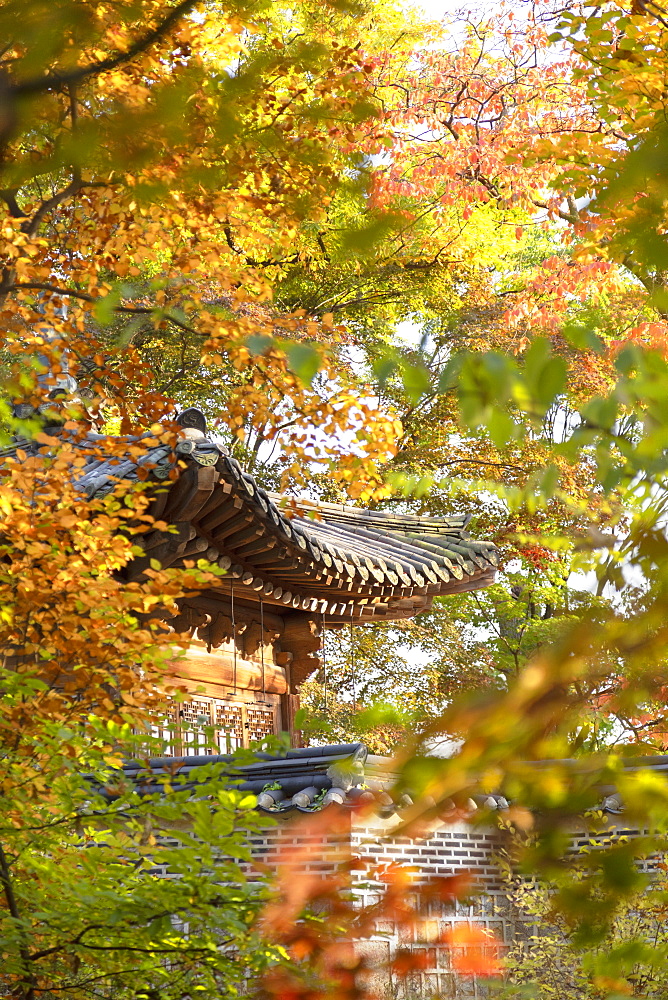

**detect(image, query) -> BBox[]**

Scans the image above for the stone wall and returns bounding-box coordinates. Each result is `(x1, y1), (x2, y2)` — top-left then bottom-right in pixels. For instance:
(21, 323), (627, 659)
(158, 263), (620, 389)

(153, 809), (663, 998)
(351, 816), (512, 1000)
(236, 810), (512, 1000)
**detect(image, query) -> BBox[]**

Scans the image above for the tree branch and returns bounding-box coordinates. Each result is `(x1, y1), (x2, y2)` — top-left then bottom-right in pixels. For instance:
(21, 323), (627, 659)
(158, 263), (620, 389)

(0, 840), (35, 1000)
(13, 0), (198, 98)
(223, 219), (300, 268)
(11, 282), (196, 334)
(0, 188), (27, 218)
(23, 174), (82, 237)
(531, 196), (581, 226)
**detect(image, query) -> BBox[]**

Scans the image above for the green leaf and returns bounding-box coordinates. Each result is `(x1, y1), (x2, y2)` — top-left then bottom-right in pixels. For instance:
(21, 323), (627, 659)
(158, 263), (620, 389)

(373, 350), (398, 387)
(284, 343), (322, 386)
(487, 408), (516, 448)
(561, 323), (606, 353)
(400, 358), (432, 404)
(245, 334), (274, 355)
(338, 211), (404, 258)
(523, 337), (567, 410)
(92, 287), (121, 326)
(293, 707), (309, 730)
(437, 354), (463, 393)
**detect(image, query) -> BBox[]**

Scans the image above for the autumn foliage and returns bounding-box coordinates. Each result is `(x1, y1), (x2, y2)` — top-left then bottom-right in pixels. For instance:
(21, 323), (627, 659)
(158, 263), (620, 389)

(258, 808), (500, 999)
(0, 0), (401, 496)
(6, 0), (668, 997)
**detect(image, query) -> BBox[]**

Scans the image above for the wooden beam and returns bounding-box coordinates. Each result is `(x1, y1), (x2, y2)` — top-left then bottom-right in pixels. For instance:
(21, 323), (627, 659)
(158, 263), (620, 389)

(199, 497), (245, 534)
(163, 465), (220, 521)
(180, 594), (285, 631)
(175, 645), (288, 695)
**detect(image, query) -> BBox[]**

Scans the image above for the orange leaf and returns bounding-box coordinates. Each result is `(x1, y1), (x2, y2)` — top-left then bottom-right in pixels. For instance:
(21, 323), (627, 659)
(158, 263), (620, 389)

(444, 923), (502, 977)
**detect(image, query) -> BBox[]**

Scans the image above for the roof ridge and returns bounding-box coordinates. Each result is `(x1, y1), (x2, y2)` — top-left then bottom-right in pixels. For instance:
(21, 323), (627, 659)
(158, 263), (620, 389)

(266, 493), (470, 535)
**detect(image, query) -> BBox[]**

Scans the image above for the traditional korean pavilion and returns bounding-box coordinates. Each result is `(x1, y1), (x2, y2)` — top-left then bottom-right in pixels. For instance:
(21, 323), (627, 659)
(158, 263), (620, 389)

(3, 405), (499, 751)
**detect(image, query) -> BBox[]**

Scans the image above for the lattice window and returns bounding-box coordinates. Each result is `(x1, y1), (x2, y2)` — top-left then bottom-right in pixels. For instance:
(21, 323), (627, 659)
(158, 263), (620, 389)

(213, 703), (244, 753)
(130, 702), (178, 757)
(150, 702), (178, 756)
(179, 697), (215, 755)
(245, 705), (275, 745)
(147, 697), (278, 755)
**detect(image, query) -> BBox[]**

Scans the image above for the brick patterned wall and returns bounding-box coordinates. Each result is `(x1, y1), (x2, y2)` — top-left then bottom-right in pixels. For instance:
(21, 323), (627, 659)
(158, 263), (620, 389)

(351, 817), (511, 1000)
(245, 813), (352, 876)
(234, 813), (511, 999)
(151, 810), (504, 997)
(147, 809), (661, 999)
(569, 825), (660, 872)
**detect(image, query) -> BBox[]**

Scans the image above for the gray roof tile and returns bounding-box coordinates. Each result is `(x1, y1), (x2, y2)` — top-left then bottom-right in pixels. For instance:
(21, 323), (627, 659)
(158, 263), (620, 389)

(2, 412), (498, 625)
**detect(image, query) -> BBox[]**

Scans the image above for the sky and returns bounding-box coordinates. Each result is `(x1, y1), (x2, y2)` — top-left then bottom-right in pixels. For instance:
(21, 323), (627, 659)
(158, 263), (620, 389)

(406, 0), (468, 19)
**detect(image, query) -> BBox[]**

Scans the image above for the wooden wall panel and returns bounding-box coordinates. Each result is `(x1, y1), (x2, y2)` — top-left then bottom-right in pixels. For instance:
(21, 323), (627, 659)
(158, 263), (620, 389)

(171, 642), (287, 695)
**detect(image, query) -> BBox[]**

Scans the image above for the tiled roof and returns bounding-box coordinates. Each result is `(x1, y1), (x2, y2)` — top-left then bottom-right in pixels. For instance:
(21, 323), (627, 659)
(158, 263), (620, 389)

(118, 746), (668, 818)
(522, 755), (668, 816)
(119, 742), (509, 816)
(2, 409), (498, 627)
